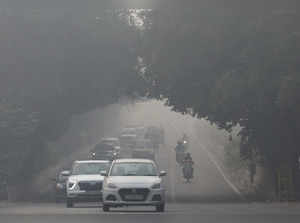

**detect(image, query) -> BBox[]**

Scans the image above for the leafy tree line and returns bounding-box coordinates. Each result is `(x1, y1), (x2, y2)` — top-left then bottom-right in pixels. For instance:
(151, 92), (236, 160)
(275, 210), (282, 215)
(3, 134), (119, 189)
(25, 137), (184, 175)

(141, 0), (300, 196)
(1, 0), (300, 200)
(0, 8), (145, 200)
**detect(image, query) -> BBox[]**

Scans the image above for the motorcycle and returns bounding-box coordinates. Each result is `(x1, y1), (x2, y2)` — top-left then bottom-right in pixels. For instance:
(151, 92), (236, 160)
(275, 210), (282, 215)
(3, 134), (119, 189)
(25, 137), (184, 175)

(182, 160), (194, 183)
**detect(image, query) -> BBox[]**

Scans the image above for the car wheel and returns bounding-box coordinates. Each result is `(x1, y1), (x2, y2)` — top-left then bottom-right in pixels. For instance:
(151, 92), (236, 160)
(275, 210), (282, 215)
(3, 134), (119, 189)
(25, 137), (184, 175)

(102, 205), (110, 212)
(66, 199), (74, 208)
(156, 203), (165, 212)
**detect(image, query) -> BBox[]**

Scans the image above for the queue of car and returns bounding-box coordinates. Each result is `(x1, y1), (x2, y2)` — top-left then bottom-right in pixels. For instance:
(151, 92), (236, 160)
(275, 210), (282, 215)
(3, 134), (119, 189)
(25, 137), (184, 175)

(53, 125), (166, 212)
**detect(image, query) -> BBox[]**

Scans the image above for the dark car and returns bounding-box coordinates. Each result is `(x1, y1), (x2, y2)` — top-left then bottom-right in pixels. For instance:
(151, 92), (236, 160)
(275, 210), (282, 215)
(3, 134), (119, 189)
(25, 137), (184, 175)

(53, 170), (70, 203)
(90, 143), (116, 161)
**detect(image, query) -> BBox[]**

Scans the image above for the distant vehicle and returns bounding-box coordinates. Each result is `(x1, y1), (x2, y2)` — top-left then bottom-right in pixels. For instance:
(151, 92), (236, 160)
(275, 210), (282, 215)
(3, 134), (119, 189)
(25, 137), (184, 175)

(121, 126), (146, 139)
(121, 127), (138, 136)
(182, 154), (194, 183)
(102, 159), (167, 212)
(66, 160), (110, 208)
(53, 170), (70, 202)
(132, 148), (155, 161)
(119, 134), (137, 148)
(175, 140), (188, 166)
(90, 143), (116, 161)
(100, 137), (120, 148)
(119, 134), (138, 158)
(132, 139), (155, 160)
(145, 126), (164, 150)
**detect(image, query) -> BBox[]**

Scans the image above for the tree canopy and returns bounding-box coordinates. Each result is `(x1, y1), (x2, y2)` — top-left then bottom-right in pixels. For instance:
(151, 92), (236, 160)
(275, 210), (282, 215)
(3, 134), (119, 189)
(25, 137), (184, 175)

(0, 8), (145, 184)
(1, 0), (300, 199)
(142, 0), (300, 170)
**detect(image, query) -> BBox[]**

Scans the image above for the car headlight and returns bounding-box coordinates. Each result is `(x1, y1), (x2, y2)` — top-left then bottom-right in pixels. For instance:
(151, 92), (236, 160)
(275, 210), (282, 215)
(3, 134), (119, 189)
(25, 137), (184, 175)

(151, 183), (161, 189)
(56, 183), (65, 189)
(107, 183), (118, 189)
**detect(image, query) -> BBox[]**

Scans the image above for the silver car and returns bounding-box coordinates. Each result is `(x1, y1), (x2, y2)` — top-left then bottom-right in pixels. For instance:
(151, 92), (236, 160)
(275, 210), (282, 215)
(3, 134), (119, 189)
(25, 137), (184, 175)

(66, 160), (110, 208)
(102, 159), (166, 212)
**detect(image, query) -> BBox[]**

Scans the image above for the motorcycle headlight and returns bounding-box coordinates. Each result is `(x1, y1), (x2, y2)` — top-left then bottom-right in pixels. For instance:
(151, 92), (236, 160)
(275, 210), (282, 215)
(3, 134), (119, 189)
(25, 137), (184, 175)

(107, 183), (118, 189)
(151, 183), (161, 189)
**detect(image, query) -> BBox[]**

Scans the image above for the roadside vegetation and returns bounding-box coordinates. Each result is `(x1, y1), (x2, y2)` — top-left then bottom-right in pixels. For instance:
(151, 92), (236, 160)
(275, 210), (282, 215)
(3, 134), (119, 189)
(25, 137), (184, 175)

(1, 1), (300, 200)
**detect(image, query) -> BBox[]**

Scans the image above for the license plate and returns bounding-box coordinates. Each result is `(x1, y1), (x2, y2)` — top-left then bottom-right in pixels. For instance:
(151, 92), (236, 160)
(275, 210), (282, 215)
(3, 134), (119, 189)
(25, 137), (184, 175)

(125, 194), (144, 200)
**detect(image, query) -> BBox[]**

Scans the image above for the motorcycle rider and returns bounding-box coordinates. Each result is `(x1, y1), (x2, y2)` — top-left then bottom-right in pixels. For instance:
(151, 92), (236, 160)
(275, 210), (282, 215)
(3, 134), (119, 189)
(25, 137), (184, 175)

(175, 140), (185, 152)
(175, 140), (186, 165)
(182, 153), (194, 182)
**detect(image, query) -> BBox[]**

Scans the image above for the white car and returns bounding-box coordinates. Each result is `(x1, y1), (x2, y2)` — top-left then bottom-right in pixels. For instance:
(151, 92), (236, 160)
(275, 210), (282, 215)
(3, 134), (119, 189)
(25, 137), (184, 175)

(66, 160), (110, 208)
(102, 159), (166, 212)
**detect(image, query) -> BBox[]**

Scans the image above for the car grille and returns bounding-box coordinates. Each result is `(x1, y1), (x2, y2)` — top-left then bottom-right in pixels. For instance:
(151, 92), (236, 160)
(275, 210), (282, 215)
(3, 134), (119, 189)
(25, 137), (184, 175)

(78, 181), (102, 191)
(119, 188), (150, 201)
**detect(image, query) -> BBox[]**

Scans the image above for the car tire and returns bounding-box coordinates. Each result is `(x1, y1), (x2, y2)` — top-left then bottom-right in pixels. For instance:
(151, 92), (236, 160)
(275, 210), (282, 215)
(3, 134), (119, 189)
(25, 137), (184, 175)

(66, 199), (74, 208)
(102, 205), (110, 212)
(156, 203), (165, 212)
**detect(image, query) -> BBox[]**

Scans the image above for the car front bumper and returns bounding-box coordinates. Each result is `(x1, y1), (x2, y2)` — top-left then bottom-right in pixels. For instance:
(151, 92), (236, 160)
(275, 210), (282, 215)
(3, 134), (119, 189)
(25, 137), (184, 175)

(67, 190), (102, 202)
(103, 188), (165, 207)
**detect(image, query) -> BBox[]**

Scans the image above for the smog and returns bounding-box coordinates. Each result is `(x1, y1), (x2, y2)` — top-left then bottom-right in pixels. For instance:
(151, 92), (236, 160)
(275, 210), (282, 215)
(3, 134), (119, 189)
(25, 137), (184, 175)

(1, 0), (300, 222)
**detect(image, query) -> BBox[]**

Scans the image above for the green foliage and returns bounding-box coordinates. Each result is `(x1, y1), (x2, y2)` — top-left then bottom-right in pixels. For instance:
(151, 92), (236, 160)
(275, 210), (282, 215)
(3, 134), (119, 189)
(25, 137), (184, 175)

(0, 9), (145, 183)
(143, 1), (300, 170)
(224, 138), (248, 171)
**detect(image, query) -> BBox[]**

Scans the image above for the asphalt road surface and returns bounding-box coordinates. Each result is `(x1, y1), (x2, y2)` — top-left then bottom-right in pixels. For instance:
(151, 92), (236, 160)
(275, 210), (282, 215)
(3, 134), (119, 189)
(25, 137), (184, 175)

(1, 202), (300, 223)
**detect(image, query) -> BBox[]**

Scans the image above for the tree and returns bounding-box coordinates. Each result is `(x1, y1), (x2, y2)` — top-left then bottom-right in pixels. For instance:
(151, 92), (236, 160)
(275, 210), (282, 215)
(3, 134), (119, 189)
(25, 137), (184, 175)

(0, 7), (145, 200)
(142, 0), (300, 196)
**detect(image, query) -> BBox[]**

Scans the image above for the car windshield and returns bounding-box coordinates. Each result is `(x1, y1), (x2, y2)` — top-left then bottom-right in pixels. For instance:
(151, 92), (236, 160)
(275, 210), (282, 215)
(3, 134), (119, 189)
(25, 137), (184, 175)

(110, 162), (157, 176)
(101, 139), (120, 147)
(122, 128), (137, 135)
(71, 163), (109, 175)
(93, 144), (114, 153)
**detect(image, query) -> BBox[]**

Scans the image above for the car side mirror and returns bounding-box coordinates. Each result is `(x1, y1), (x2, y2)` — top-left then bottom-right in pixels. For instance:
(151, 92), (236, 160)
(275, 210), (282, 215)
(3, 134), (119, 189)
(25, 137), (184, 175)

(100, 171), (108, 176)
(159, 171), (167, 177)
(61, 170), (71, 177)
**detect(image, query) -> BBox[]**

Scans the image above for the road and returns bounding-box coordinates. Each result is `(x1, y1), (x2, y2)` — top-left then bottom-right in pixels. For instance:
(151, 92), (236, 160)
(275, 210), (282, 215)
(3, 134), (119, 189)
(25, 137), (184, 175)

(156, 115), (241, 202)
(1, 202), (300, 223)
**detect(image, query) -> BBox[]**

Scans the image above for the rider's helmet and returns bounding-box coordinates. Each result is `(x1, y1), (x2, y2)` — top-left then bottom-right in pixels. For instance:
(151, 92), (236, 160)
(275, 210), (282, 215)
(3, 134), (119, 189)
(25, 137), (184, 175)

(177, 140), (183, 145)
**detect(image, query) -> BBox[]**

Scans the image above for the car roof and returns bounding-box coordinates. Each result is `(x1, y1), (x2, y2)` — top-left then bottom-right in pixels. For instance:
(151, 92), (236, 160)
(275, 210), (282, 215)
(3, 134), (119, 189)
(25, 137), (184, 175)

(101, 137), (119, 141)
(114, 159), (154, 164)
(120, 134), (137, 137)
(74, 160), (110, 164)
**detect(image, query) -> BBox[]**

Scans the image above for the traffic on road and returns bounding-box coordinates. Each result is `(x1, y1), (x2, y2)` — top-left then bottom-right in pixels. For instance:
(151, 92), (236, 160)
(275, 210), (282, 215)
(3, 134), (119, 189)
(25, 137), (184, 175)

(1, 1), (300, 222)
(49, 125), (169, 212)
